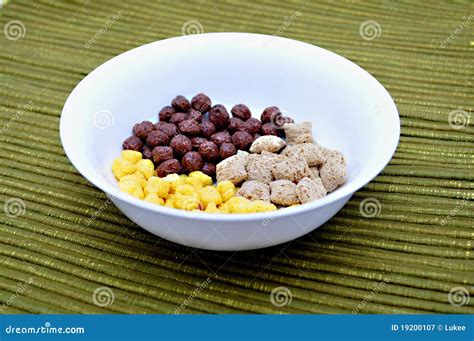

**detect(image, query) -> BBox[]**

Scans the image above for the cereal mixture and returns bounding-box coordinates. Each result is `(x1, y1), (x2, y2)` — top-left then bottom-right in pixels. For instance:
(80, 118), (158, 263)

(113, 95), (347, 213)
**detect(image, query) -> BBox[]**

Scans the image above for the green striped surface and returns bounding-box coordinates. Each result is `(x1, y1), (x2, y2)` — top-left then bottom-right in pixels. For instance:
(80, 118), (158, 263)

(0, 0), (473, 314)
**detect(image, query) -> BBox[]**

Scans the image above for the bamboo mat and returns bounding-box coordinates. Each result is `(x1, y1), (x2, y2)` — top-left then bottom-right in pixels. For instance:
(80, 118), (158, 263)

(0, 0), (473, 314)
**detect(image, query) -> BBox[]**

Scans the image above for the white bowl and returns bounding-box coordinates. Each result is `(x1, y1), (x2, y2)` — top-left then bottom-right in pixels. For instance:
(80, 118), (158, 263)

(60, 33), (399, 251)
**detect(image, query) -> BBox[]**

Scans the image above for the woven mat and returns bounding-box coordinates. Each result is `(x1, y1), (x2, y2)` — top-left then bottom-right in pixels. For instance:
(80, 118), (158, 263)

(0, 0), (473, 314)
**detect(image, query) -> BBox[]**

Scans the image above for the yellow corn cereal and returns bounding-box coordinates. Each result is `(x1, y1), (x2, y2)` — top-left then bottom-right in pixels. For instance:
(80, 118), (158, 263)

(145, 177), (170, 198)
(217, 181), (236, 202)
(121, 150), (142, 164)
(112, 157), (136, 180)
(144, 193), (165, 205)
(204, 202), (221, 213)
(188, 171), (213, 187)
(135, 159), (155, 179)
(174, 192), (200, 211)
(198, 186), (222, 208)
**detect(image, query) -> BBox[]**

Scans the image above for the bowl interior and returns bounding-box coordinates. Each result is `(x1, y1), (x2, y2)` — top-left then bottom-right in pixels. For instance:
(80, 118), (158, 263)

(61, 33), (399, 217)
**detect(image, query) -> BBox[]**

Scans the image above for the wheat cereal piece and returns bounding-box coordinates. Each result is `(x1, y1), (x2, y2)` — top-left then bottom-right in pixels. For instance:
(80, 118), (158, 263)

(216, 152), (249, 185)
(294, 133), (315, 144)
(236, 180), (271, 202)
(319, 150), (347, 192)
(308, 167), (320, 180)
(270, 180), (299, 206)
(281, 143), (326, 167)
(246, 153), (274, 184)
(249, 135), (286, 154)
(283, 122), (312, 144)
(272, 154), (309, 183)
(295, 177), (327, 204)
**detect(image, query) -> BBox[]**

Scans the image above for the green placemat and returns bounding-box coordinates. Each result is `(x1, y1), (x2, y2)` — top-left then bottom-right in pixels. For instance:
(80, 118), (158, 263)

(0, 0), (473, 314)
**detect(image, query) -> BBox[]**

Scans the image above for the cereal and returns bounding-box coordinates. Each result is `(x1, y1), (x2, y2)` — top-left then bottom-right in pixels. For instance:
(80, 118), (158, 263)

(281, 143), (326, 166)
(142, 145), (153, 160)
(198, 186), (223, 208)
(232, 131), (253, 150)
(261, 106), (281, 124)
(198, 141), (219, 161)
(172, 95), (191, 112)
(294, 133), (315, 144)
(144, 193), (165, 205)
(169, 112), (188, 125)
(199, 120), (216, 139)
(319, 150), (347, 192)
(219, 142), (236, 159)
(249, 135), (286, 154)
(270, 180), (299, 206)
(216, 152), (249, 185)
(191, 93), (211, 113)
(152, 146), (173, 164)
(178, 119), (201, 136)
(133, 121), (154, 140)
(210, 131), (232, 146)
(272, 154), (309, 183)
(246, 153), (275, 184)
(144, 176), (170, 197)
(237, 180), (270, 202)
(308, 167), (320, 180)
(242, 118), (261, 134)
(231, 104), (252, 121)
(158, 106), (175, 122)
(135, 159), (155, 179)
(190, 137), (208, 150)
(209, 104), (230, 130)
(228, 117), (244, 133)
(122, 135), (143, 151)
(295, 177), (327, 204)
(201, 162), (216, 177)
(112, 157), (135, 179)
(188, 109), (203, 122)
(146, 130), (170, 147)
(156, 159), (181, 177)
(260, 123), (278, 136)
(155, 122), (178, 138)
(283, 122), (312, 144)
(170, 134), (192, 156)
(182, 151), (204, 172)
(121, 150), (142, 164)
(217, 181), (236, 202)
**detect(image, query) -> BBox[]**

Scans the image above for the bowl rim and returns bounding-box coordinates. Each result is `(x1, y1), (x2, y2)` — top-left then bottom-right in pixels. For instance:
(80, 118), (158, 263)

(60, 32), (400, 222)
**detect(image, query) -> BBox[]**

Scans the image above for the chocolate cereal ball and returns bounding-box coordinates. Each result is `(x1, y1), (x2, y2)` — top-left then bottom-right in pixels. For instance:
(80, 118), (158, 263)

(133, 121), (154, 140)
(232, 131), (253, 151)
(191, 137), (208, 150)
(155, 122), (178, 138)
(261, 123), (278, 136)
(178, 119), (201, 136)
(158, 106), (175, 122)
(146, 130), (169, 147)
(182, 151), (204, 172)
(261, 106), (281, 124)
(228, 117), (244, 133)
(201, 162), (216, 177)
(156, 159), (181, 177)
(188, 109), (203, 122)
(170, 134), (192, 156)
(152, 146), (173, 164)
(171, 95), (191, 112)
(122, 135), (143, 151)
(200, 120), (216, 139)
(198, 141), (219, 161)
(191, 93), (211, 113)
(231, 104), (251, 121)
(210, 131), (232, 146)
(169, 112), (188, 125)
(209, 104), (230, 130)
(242, 117), (262, 134)
(220, 142), (236, 159)
(142, 145), (153, 159)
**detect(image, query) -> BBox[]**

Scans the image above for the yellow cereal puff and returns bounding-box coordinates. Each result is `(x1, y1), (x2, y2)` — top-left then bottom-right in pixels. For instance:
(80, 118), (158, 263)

(188, 171), (213, 187)
(120, 173), (146, 188)
(144, 193), (165, 205)
(164, 195), (176, 208)
(162, 174), (185, 193)
(175, 184), (196, 196)
(185, 177), (204, 189)
(217, 181), (236, 202)
(252, 200), (277, 212)
(174, 193), (200, 211)
(218, 202), (230, 213)
(135, 159), (155, 179)
(121, 150), (142, 164)
(118, 178), (145, 199)
(198, 186), (222, 208)
(112, 157), (136, 180)
(226, 197), (253, 214)
(205, 202), (221, 213)
(145, 177), (170, 198)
